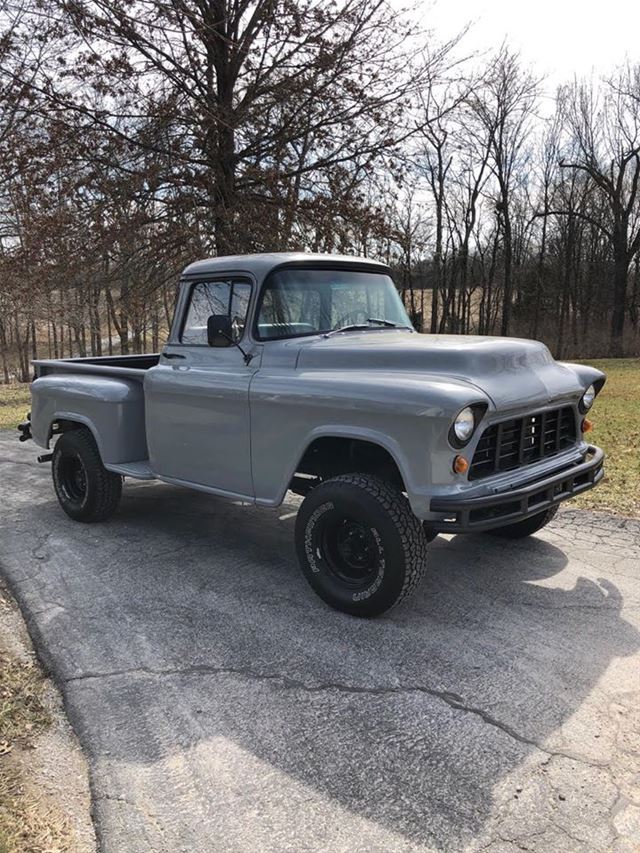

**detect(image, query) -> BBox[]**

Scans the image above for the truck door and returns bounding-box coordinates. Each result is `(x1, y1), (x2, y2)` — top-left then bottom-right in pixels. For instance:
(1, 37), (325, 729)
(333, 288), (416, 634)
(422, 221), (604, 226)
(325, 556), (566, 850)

(144, 277), (257, 497)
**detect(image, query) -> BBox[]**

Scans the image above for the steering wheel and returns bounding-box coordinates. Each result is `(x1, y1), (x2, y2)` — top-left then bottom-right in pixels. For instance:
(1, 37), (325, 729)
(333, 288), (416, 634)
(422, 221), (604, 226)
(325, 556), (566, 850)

(334, 309), (369, 329)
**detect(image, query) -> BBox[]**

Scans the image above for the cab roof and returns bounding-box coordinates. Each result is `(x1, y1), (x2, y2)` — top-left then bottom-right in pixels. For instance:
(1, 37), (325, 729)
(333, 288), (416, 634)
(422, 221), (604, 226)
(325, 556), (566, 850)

(180, 252), (390, 280)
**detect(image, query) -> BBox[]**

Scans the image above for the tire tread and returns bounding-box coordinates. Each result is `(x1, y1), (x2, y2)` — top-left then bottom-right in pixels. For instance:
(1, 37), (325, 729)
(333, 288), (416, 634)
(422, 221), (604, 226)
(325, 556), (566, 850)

(301, 473), (428, 613)
(53, 429), (122, 522)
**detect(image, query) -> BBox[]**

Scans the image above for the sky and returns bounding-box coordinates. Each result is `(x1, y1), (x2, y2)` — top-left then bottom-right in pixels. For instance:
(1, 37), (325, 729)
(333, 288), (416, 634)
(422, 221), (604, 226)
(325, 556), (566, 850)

(427, 0), (639, 88)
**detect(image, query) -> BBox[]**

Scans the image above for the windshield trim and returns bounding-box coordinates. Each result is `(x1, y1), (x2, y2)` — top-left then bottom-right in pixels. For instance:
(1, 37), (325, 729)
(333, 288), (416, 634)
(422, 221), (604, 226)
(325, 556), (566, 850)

(252, 264), (412, 343)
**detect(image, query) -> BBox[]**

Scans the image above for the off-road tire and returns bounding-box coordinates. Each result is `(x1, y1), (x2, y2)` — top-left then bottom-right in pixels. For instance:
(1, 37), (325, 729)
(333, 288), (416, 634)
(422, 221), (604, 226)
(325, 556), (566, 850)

(295, 474), (428, 617)
(52, 428), (122, 522)
(485, 505), (559, 539)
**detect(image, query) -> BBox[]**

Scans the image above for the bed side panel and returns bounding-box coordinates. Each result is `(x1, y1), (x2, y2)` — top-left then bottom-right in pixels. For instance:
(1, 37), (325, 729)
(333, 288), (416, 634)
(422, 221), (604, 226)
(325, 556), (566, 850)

(31, 374), (148, 464)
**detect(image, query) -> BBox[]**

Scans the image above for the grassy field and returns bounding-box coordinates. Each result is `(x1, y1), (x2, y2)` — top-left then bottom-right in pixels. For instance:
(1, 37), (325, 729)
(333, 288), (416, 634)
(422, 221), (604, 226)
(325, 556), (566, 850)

(0, 359), (638, 516)
(572, 358), (640, 517)
(0, 385), (30, 431)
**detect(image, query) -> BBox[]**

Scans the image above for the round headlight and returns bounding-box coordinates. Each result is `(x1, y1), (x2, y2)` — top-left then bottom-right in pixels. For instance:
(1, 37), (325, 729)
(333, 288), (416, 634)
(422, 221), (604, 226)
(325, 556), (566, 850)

(452, 407), (476, 444)
(580, 384), (596, 412)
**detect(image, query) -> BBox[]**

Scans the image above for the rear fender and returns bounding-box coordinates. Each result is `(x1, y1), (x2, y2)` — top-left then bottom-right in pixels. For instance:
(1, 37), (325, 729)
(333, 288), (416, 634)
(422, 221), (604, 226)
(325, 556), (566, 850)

(31, 375), (148, 464)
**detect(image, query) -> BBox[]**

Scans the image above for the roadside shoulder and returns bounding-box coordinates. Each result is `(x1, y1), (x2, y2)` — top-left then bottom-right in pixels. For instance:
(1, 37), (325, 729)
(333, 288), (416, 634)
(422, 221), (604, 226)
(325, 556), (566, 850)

(0, 580), (96, 852)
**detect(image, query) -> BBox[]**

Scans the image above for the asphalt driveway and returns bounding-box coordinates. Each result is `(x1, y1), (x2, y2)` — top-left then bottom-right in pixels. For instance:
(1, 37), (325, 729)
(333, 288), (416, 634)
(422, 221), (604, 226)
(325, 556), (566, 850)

(1, 434), (639, 852)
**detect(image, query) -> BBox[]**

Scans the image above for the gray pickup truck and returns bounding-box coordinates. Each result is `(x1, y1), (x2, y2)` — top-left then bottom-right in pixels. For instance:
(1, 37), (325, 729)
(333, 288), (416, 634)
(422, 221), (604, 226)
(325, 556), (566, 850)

(19, 253), (605, 616)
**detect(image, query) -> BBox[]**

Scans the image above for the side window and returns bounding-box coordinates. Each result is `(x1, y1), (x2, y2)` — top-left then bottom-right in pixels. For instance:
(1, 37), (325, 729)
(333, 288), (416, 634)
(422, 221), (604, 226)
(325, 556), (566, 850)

(181, 280), (251, 345)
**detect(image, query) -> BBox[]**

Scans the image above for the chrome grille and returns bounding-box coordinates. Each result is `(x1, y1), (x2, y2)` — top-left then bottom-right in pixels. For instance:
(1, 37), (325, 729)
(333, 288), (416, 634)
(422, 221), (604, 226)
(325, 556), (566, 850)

(469, 407), (577, 480)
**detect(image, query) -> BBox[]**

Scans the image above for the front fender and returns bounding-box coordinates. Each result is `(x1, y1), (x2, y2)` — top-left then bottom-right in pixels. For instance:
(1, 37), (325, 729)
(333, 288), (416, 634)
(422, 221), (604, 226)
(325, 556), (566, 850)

(558, 362), (606, 398)
(259, 424), (413, 508)
(249, 369), (492, 508)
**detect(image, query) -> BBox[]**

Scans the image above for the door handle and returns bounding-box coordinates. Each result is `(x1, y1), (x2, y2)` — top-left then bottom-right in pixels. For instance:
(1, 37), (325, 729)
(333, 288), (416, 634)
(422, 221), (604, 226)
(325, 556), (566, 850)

(163, 352), (186, 360)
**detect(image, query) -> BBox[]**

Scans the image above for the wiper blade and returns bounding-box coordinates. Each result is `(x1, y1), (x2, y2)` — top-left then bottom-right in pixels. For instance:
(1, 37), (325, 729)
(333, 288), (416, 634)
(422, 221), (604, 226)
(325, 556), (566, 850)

(329, 324), (373, 334)
(366, 317), (398, 327)
(325, 318), (409, 337)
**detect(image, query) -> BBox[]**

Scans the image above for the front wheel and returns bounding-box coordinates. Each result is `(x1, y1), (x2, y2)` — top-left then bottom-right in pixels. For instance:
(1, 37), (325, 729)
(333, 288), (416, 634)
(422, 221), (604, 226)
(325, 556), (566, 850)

(52, 428), (122, 522)
(485, 505), (559, 539)
(295, 474), (428, 617)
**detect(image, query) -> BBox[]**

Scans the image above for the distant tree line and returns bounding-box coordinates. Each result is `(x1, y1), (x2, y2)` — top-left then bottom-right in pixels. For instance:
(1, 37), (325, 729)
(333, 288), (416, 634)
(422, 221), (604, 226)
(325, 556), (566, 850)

(0, 0), (639, 381)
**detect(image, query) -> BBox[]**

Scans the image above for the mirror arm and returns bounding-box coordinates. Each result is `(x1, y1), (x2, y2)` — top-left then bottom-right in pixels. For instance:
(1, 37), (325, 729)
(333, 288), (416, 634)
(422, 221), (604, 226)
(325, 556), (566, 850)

(220, 332), (254, 365)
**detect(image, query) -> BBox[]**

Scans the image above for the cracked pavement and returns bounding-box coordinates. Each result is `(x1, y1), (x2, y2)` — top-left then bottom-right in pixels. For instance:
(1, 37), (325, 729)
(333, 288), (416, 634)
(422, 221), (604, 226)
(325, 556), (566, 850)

(1, 434), (639, 852)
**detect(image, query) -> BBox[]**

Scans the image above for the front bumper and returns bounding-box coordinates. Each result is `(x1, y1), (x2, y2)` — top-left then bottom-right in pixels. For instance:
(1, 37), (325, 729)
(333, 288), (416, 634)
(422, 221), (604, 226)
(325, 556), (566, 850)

(428, 445), (604, 533)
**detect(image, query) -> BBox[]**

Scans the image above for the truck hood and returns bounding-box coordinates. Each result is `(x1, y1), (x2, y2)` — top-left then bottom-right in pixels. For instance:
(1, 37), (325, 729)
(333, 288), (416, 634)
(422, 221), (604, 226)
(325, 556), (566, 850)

(295, 331), (585, 409)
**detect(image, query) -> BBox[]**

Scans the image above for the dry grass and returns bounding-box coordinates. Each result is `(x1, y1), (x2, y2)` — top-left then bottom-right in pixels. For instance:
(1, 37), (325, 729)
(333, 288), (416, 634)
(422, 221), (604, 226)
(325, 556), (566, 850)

(0, 589), (74, 853)
(0, 359), (638, 516)
(0, 770), (73, 853)
(0, 384), (30, 431)
(0, 655), (51, 748)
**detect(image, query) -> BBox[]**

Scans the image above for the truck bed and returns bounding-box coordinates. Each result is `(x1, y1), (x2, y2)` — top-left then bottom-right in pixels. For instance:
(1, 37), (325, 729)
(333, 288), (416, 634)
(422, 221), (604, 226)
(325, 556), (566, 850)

(29, 355), (160, 467)
(33, 354), (161, 380)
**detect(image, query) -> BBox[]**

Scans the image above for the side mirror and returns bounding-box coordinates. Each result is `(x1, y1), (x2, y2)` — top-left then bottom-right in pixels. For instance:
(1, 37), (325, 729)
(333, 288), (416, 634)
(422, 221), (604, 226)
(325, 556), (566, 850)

(207, 315), (233, 347)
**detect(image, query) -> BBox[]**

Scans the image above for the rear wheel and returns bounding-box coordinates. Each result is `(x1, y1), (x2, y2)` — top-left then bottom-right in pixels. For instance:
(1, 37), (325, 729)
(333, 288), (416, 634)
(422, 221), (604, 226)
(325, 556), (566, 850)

(52, 428), (122, 522)
(295, 474), (428, 617)
(485, 505), (559, 539)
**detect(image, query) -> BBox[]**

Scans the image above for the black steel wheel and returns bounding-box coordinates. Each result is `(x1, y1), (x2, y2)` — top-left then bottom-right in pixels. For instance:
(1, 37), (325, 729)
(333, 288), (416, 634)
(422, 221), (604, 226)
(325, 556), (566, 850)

(57, 452), (88, 503)
(320, 514), (381, 589)
(52, 428), (122, 522)
(295, 474), (428, 617)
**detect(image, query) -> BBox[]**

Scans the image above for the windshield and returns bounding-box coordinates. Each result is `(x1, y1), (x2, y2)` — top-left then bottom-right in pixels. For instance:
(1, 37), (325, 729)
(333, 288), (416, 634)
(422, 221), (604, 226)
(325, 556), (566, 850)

(256, 268), (413, 340)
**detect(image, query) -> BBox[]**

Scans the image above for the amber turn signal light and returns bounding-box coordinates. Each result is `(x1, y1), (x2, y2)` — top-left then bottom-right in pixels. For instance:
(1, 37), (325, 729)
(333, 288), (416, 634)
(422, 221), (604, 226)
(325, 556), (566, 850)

(582, 418), (593, 433)
(453, 455), (469, 474)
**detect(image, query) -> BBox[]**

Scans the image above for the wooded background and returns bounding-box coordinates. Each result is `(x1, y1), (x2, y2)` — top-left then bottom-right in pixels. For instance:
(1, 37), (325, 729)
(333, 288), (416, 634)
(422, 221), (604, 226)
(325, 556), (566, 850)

(1, 0), (639, 382)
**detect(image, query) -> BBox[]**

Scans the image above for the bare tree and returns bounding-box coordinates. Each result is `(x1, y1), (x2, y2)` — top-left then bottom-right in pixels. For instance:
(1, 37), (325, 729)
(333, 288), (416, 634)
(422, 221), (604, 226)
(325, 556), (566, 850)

(2, 10), (640, 382)
(41, 0), (453, 255)
(559, 66), (640, 354)
(468, 48), (538, 335)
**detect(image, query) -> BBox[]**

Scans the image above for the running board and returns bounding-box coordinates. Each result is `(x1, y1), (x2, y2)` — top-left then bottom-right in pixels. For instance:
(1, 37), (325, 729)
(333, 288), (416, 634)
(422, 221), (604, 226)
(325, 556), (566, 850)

(105, 460), (156, 480)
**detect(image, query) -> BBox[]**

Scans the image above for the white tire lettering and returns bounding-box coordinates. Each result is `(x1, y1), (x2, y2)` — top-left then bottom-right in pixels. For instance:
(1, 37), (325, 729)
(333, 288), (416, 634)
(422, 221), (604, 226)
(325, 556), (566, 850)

(352, 528), (385, 601)
(304, 502), (334, 573)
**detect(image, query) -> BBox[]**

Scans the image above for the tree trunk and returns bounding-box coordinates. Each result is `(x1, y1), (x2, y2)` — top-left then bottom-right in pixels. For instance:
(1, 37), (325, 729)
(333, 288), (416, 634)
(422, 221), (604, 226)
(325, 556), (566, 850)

(0, 318), (9, 383)
(610, 244), (628, 356)
(501, 207), (513, 336)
